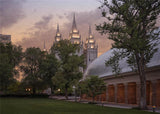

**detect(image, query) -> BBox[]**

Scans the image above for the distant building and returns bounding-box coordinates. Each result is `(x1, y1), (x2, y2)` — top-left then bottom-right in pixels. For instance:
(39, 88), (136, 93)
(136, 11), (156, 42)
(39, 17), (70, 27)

(0, 34), (11, 44)
(84, 39), (160, 107)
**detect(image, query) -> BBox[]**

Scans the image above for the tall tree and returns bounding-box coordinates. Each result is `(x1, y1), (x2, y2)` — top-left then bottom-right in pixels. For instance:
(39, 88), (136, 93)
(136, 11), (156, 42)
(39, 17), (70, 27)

(39, 53), (59, 94)
(21, 47), (45, 94)
(51, 40), (84, 99)
(0, 43), (23, 93)
(97, 0), (160, 109)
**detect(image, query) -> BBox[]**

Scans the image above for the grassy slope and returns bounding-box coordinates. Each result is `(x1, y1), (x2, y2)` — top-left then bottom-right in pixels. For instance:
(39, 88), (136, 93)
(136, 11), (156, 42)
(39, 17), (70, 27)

(0, 98), (155, 114)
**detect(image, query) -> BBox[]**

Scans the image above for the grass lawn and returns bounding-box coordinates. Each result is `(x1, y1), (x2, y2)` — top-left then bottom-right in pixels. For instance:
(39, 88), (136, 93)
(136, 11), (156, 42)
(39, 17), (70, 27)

(0, 98), (156, 114)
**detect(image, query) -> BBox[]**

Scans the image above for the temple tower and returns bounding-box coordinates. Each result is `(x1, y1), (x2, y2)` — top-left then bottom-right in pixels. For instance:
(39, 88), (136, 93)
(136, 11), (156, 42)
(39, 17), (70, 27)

(55, 24), (62, 42)
(85, 25), (98, 67)
(69, 14), (83, 56)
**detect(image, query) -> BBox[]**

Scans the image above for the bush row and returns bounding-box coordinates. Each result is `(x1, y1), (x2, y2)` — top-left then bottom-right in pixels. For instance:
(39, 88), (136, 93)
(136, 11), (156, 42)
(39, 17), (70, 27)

(0, 94), (49, 98)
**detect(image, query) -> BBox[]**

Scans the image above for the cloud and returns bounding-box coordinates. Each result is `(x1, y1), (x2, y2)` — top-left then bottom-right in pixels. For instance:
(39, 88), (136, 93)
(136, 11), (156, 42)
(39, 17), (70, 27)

(17, 15), (55, 50)
(63, 9), (112, 55)
(34, 15), (53, 30)
(17, 5), (159, 56)
(56, 14), (64, 19)
(0, 0), (25, 29)
(17, 9), (112, 56)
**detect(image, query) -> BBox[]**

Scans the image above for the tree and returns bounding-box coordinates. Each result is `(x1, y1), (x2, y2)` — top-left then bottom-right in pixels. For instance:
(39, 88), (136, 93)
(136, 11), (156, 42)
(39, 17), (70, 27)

(0, 43), (23, 93)
(7, 81), (23, 94)
(77, 80), (88, 101)
(39, 53), (59, 94)
(105, 50), (122, 76)
(97, 0), (160, 109)
(81, 75), (106, 102)
(21, 47), (45, 94)
(51, 40), (84, 99)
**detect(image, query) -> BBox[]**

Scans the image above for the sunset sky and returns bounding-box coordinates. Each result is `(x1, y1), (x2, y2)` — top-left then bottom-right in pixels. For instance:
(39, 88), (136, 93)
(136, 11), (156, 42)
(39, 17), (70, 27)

(0, 0), (114, 56)
(1, 0), (101, 42)
(1, 0), (160, 56)
(2, 0), (159, 56)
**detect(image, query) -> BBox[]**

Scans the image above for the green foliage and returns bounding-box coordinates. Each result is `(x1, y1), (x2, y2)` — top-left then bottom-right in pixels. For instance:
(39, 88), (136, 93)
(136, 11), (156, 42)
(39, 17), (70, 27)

(80, 76), (106, 102)
(51, 40), (84, 98)
(39, 53), (59, 93)
(78, 80), (88, 95)
(21, 47), (45, 94)
(97, 0), (160, 64)
(52, 71), (67, 90)
(0, 43), (23, 93)
(97, 0), (160, 109)
(51, 39), (78, 62)
(105, 50), (122, 76)
(127, 54), (138, 72)
(7, 81), (24, 94)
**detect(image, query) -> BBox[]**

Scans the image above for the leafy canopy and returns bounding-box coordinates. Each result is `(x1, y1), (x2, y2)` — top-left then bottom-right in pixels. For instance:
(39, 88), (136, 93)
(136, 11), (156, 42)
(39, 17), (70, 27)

(97, 0), (160, 73)
(0, 43), (23, 92)
(51, 40), (84, 98)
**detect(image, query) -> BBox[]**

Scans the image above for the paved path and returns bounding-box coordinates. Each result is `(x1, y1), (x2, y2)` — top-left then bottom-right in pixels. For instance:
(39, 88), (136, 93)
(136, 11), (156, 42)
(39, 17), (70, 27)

(49, 96), (160, 113)
(96, 103), (132, 109)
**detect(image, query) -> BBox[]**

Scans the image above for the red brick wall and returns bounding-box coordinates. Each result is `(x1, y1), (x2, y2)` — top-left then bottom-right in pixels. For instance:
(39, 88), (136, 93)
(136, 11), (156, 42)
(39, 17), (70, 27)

(81, 94), (87, 99)
(128, 82), (136, 104)
(156, 80), (160, 107)
(117, 83), (125, 103)
(108, 85), (115, 102)
(146, 81), (151, 105)
(101, 92), (106, 101)
(81, 92), (106, 101)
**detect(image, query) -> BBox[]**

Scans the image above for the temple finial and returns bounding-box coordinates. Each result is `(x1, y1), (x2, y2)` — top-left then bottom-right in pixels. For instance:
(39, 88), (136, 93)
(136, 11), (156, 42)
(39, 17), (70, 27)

(72, 13), (77, 30)
(43, 40), (46, 51)
(89, 25), (91, 35)
(57, 23), (59, 33)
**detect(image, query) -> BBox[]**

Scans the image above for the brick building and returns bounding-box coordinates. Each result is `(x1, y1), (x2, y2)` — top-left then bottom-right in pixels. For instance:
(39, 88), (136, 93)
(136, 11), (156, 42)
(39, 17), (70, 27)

(84, 40), (160, 107)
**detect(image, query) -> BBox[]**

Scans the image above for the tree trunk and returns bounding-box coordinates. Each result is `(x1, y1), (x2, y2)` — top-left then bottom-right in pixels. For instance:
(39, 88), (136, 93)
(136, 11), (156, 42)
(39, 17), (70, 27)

(32, 86), (36, 95)
(92, 96), (95, 103)
(139, 64), (147, 109)
(4, 84), (7, 94)
(65, 87), (68, 100)
(136, 54), (147, 110)
(51, 86), (54, 95)
(139, 75), (147, 110)
(79, 89), (82, 102)
(75, 89), (77, 102)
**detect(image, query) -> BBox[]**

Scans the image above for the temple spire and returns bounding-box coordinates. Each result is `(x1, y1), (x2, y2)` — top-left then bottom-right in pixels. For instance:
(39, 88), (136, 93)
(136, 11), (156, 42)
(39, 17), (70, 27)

(43, 40), (46, 51)
(44, 40), (45, 49)
(57, 23), (59, 33)
(72, 13), (77, 30)
(55, 24), (62, 42)
(89, 25), (91, 35)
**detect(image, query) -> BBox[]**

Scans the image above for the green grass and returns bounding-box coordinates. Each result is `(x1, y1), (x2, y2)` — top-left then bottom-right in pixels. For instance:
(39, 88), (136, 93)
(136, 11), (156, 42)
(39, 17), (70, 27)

(0, 98), (155, 114)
